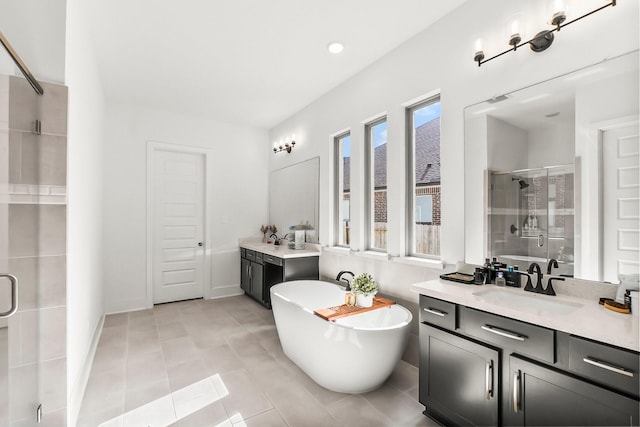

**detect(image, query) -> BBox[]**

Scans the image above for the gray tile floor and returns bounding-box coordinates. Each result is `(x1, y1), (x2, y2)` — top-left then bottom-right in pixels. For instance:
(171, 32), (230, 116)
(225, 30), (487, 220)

(78, 295), (437, 427)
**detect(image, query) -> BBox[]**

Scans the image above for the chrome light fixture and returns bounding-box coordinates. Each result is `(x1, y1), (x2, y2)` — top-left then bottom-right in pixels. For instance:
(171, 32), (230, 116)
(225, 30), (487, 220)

(473, 0), (616, 67)
(273, 135), (296, 154)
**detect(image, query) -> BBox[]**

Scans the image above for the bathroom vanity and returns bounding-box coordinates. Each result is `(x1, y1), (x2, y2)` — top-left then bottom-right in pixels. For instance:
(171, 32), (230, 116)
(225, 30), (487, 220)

(240, 243), (319, 308)
(413, 279), (640, 426)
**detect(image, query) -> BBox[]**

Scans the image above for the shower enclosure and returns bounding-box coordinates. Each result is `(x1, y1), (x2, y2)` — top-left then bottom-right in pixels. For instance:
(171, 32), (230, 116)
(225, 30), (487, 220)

(1, 33), (68, 425)
(489, 165), (575, 276)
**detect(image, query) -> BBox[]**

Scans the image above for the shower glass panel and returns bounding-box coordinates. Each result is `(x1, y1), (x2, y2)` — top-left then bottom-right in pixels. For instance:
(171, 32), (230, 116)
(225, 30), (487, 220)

(489, 166), (574, 277)
(1, 74), (41, 425)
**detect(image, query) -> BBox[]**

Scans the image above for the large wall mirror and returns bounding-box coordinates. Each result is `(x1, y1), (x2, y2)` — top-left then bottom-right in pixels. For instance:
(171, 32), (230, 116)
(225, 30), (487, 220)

(269, 156), (319, 241)
(464, 50), (639, 283)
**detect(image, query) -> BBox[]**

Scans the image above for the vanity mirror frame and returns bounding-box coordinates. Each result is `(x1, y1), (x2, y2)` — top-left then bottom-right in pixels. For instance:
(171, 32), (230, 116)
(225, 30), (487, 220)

(464, 50), (639, 283)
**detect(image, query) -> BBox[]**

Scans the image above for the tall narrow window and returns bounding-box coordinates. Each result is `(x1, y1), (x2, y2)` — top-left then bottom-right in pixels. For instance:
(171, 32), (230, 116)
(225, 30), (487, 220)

(334, 132), (351, 246)
(408, 97), (441, 257)
(366, 118), (387, 251)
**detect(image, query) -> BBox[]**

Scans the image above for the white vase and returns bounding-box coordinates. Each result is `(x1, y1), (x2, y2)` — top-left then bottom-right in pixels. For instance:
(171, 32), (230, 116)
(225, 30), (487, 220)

(356, 293), (374, 308)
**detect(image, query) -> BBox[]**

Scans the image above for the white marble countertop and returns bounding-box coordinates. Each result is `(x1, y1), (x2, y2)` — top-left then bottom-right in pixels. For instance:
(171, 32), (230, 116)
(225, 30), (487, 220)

(241, 242), (320, 259)
(412, 279), (639, 352)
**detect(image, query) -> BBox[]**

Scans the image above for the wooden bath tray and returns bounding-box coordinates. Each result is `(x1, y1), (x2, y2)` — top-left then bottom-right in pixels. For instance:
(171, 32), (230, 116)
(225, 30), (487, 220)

(314, 297), (395, 321)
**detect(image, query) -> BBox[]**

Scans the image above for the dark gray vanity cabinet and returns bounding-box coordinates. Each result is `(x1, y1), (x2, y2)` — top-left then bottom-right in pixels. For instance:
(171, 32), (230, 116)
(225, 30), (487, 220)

(240, 247), (319, 308)
(420, 323), (499, 426)
(508, 355), (639, 426)
(240, 249), (263, 303)
(418, 294), (640, 427)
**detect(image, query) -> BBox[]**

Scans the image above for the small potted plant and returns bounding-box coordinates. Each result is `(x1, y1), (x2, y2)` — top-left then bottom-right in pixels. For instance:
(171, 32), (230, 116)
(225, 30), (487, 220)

(351, 273), (378, 307)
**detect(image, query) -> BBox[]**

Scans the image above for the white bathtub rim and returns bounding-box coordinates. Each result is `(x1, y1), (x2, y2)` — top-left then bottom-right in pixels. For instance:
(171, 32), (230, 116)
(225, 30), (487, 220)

(271, 285), (413, 332)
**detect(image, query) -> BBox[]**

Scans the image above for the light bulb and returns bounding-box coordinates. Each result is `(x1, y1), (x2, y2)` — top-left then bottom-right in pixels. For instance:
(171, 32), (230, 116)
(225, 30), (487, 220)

(550, 0), (567, 27)
(511, 20), (520, 35)
(327, 41), (344, 54)
(475, 38), (483, 52)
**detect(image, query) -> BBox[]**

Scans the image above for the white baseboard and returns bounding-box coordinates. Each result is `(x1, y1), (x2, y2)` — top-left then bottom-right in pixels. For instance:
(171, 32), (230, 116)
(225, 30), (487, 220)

(68, 314), (104, 427)
(208, 284), (243, 299)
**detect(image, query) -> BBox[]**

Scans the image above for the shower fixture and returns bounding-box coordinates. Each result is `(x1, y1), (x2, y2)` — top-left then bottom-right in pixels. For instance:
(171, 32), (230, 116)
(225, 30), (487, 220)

(511, 177), (530, 189)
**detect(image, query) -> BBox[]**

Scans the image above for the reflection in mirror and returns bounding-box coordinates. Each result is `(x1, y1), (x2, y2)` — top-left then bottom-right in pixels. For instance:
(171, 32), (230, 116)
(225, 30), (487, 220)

(464, 50), (639, 283)
(269, 157), (319, 242)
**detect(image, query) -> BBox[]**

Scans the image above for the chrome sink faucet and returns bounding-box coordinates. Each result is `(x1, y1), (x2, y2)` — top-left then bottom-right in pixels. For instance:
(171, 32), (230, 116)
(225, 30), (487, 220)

(336, 271), (355, 291)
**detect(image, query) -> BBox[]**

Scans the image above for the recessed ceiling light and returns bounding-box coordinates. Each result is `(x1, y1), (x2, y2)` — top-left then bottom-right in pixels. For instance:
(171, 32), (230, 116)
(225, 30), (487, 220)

(327, 41), (344, 54)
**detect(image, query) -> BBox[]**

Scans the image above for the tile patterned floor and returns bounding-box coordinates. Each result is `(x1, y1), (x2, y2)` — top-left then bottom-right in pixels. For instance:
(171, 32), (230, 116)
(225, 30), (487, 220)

(77, 295), (437, 427)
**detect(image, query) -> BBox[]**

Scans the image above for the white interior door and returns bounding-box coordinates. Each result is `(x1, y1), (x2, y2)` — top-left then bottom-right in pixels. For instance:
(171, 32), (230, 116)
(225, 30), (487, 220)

(153, 149), (205, 304)
(603, 123), (640, 283)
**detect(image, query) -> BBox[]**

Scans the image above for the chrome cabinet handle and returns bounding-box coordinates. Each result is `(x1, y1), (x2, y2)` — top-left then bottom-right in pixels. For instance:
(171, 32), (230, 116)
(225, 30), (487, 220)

(0, 274), (18, 318)
(481, 325), (527, 342)
(485, 360), (494, 400)
(583, 357), (635, 378)
(513, 371), (521, 413)
(423, 307), (447, 317)
(537, 234), (544, 248)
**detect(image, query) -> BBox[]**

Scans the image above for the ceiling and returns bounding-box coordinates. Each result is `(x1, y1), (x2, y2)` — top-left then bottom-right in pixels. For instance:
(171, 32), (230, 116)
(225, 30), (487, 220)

(84, 0), (467, 129)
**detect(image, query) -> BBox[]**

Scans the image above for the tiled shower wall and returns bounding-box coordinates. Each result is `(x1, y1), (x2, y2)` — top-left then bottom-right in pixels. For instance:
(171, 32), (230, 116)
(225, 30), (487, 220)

(5, 76), (67, 426)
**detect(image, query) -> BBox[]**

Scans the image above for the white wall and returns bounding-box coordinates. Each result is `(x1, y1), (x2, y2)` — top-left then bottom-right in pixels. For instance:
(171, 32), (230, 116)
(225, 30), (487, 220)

(0, 0), (66, 84)
(269, 0), (639, 300)
(65, 0), (107, 423)
(103, 105), (269, 313)
(528, 121), (575, 168)
(487, 117), (528, 171)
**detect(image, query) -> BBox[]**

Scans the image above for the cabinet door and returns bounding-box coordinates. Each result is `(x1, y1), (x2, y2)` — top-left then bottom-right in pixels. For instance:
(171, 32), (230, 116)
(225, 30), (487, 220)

(420, 324), (499, 426)
(509, 355), (639, 426)
(240, 258), (250, 292)
(249, 261), (264, 302)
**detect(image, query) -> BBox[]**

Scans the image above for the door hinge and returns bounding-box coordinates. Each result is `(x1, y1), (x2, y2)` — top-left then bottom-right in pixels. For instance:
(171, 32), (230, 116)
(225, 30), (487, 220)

(34, 119), (42, 135)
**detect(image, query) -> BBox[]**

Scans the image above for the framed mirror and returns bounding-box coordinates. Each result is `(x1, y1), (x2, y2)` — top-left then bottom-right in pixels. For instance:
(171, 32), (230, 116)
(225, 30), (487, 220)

(464, 50), (639, 283)
(269, 156), (319, 241)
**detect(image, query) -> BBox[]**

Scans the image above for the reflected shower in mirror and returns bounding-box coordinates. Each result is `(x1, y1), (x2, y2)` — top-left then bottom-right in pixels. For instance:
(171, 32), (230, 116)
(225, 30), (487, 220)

(465, 50), (639, 283)
(489, 166), (574, 277)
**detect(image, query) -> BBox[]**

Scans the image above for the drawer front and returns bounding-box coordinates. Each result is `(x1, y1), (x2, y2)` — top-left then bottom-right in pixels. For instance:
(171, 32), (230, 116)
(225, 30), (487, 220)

(459, 306), (555, 363)
(263, 254), (283, 266)
(245, 250), (255, 261)
(255, 252), (263, 262)
(240, 248), (246, 258)
(419, 295), (456, 331)
(568, 335), (640, 397)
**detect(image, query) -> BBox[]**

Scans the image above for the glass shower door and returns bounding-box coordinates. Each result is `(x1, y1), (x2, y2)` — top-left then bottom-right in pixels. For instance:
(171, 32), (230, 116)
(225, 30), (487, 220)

(0, 73), (41, 426)
(518, 168), (549, 264)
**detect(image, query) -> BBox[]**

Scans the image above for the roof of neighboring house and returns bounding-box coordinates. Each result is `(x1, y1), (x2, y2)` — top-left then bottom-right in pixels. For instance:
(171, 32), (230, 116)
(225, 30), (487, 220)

(343, 117), (440, 191)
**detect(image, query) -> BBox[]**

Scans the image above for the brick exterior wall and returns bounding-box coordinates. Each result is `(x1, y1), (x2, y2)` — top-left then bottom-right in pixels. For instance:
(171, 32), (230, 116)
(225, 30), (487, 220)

(374, 190), (387, 222)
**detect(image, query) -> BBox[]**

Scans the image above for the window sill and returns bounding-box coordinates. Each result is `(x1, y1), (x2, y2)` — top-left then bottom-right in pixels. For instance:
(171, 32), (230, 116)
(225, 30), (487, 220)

(354, 251), (390, 261)
(392, 256), (444, 270)
(322, 246), (352, 256)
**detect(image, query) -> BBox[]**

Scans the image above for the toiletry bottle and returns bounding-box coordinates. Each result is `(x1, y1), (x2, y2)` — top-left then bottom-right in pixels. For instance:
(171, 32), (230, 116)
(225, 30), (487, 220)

(496, 272), (506, 286)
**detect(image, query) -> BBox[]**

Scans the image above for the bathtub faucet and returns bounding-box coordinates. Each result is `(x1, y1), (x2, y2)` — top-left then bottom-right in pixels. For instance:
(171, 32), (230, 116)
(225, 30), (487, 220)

(336, 271), (355, 291)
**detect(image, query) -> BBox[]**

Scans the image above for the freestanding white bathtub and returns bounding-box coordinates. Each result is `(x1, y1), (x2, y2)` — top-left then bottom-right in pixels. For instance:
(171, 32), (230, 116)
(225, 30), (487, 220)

(270, 280), (412, 394)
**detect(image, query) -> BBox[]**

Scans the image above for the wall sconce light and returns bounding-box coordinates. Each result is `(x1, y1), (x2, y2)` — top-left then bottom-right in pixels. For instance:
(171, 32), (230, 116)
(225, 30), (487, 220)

(473, 0), (616, 67)
(273, 135), (296, 154)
